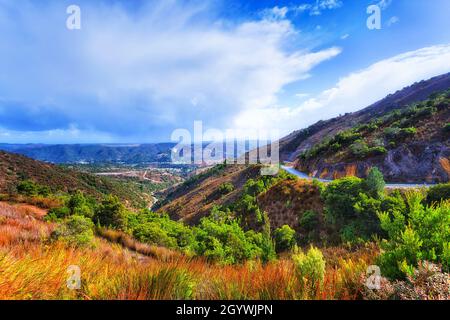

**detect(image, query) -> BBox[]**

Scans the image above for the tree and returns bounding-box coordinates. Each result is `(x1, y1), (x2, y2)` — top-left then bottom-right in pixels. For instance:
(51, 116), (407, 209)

(274, 225), (296, 252)
(94, 195), (128, 230)
(52, 215), (94, 247)
(67, 191), (94, 218)
(364, 167), (385, 199)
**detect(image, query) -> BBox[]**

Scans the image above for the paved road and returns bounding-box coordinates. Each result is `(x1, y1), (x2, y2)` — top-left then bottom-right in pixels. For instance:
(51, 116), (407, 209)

(281, 165), (433, 189)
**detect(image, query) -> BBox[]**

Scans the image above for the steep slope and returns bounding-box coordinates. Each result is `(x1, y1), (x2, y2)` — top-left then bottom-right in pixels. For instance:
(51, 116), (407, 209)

(0, 151), (152, 207)
(280, 73), (450, 183)
(156, 164), (261, 224)
(156, 164), (325, 236)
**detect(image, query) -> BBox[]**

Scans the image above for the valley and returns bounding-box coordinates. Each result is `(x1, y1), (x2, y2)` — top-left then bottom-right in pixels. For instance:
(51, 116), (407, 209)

(0, 74), (449, 301)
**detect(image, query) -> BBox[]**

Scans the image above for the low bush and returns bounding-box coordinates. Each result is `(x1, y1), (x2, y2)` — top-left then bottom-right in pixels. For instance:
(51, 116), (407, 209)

(274, 225), (296, 252)
(377, 192), (450, 279)
(426, 183), (450, 205)
(218, 182), (234, 195)
(292, 246), (326, 296)
(299, 210), (319, 231)
(51, 215), (94, 247)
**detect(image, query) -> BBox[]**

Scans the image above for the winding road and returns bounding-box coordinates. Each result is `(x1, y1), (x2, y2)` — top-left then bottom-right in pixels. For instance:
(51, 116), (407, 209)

(280, 165), (434, 189)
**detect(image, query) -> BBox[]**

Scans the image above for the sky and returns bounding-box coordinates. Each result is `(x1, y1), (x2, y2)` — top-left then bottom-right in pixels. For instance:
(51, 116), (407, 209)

(0, 0), (450, 143)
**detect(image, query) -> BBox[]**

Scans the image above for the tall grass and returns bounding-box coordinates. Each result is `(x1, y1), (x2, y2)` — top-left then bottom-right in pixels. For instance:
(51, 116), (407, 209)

(0, 201), (377, 300)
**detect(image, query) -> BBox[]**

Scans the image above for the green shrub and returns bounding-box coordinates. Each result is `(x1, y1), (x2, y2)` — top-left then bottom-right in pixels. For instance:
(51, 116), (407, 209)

(378, 192), (450, 279)
(218, 182), (234, 195)
(274, 225), (296, 252)
(364, 167), (385, 199)
(94, 195), (128, 230)
(426, 183), (450, 205)
(67, 191), (94, 218)
(52, 215), (94, 247)
(132, 221), (178, 248)
(299, 210), (319, 231)
(17, 180), (50, 197)
(367, 146), (387, 156)
(127, 210), (195, 251)
(292, 246), (326, 289)
(321, 176), (364, 225)
(46, 206), (71, 221)
(350, 140), (369, 158)
(194, 214), (267, 265)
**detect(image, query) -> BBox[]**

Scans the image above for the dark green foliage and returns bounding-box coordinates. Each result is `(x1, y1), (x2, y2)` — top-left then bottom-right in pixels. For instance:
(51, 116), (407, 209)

(300, 129), (361, 160)
(52, 215), (95, 247)
(426, 183), (450, 205)
(350, 141), (387, 159)
(127, 210), (195, 250)
(194, 212), (266, 265)
(321, 172), (406, 243)
(67, 191), (94, 218)
(218, 182), (234, 195)
(16, 180), (51, 197)
(274, 225), (296, 252)
(46, 206), (71, 221)
(94, 195), (128, 230)
(364, 167), (386, 198)
(299, 210), (319, 231)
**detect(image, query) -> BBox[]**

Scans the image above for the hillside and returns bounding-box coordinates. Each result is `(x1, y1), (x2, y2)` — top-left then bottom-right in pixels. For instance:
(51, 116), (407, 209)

(0, 151), (153, 207)
(0, 143), (175, 164)
(279, 73), (450, 183)
(155, 164), (261, 224)
(156, 164), (325, 240)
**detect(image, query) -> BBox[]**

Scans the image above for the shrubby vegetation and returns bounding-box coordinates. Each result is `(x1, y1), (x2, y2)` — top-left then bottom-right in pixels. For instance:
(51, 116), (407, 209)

(218, 182), (234, 195)
(321, 168), (406, 243)
(426, 183), (450, 205)
(292, 246), (326, 295)
(17, 180), (51, 197)
(274, 225), (296, 252)
(377, 192), (450, 279)
(51, 215), (94, 247)
(299, 90), (449, 162)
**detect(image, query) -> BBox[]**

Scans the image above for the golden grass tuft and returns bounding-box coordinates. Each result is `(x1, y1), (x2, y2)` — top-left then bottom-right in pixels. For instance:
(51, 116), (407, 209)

(0, 201), (378, 300)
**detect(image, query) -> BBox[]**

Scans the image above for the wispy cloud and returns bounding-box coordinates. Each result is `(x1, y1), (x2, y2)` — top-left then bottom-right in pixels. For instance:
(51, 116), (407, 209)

(234, 44), (450, 135)
(0, 0), (341, 143)
(293, 0), (343, 16)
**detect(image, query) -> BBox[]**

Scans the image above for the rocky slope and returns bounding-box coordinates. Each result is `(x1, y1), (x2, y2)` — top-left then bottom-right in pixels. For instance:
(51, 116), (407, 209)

(279, 73), (450, 183)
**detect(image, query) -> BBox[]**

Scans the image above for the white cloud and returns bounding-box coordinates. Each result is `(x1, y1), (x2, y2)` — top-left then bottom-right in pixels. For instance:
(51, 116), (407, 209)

(0, 0), (341, 142)
(261, 6), (289, 20)
(294, 0), (343, 16)
(387, 16), (400, 27)
(234, 44), (450, 137)
(341, 34), (350, 40)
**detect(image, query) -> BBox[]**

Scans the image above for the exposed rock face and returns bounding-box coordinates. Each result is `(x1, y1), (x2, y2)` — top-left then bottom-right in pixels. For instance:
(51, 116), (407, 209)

(280, 73), (450, 183)
(298, 143), (449, 183)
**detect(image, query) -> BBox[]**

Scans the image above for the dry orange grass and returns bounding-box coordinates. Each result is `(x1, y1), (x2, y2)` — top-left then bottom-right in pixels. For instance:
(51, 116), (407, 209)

(0, 202), (54, 246)
(0, 201), (378, 300)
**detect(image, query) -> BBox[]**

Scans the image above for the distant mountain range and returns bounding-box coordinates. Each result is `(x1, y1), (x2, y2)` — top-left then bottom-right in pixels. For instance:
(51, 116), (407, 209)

(0, 143), (175, 164)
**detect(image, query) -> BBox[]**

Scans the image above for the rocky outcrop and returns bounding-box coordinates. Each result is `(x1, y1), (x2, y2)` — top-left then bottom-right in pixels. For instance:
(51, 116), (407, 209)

(298, 143), (449, 183)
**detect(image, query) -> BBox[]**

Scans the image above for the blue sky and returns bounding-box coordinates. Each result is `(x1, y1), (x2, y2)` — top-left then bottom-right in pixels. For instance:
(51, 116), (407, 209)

(0, 0), (450, 143)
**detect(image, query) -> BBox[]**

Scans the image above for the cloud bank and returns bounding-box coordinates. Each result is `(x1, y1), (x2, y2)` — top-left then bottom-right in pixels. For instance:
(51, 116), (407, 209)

(0, 0), (340, 143)
(234, 44), (450, 135)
